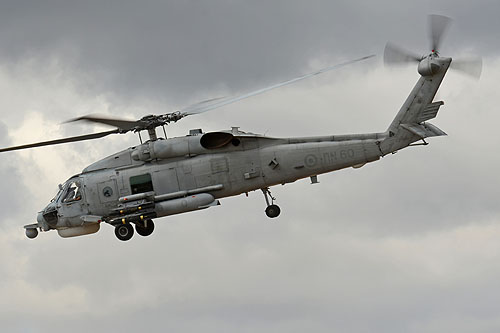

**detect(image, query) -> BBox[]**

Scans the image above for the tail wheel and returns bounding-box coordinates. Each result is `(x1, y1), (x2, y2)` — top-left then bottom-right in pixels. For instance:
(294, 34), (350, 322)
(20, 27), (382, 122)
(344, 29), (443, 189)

(262, 188), (281, 219)
(265, 204), (281, 218)
(115, 223), (134, 241)
(135, 219), (155, 237)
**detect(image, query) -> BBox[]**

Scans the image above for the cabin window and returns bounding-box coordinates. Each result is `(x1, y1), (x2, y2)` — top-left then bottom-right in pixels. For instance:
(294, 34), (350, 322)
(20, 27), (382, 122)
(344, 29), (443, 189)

(130, 173), (154, 194)
(63, 181), (82, 203)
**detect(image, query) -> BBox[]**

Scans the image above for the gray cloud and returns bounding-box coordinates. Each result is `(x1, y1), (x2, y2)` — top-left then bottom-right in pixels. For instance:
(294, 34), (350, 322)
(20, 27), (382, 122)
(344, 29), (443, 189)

(0, 1), (500, 333)
(0, 121), (30, 225)
(0, 0), (495, 105)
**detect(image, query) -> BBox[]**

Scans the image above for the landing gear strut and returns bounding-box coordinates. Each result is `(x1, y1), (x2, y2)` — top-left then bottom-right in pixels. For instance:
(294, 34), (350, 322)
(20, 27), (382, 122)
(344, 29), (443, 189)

(135, 219), (155, 237)
(262, 188), (281, 218)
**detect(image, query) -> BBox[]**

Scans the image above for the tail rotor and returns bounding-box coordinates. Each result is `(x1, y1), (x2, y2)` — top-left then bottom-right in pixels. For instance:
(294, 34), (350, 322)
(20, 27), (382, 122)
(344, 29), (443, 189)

(384, 14), (482, 79)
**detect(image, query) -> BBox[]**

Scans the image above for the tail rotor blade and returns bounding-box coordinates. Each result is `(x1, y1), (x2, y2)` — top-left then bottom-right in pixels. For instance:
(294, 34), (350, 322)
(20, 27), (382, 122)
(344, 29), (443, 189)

(384, 42), (421, 66)
(429, 14), (452, 52)
(451, 57), (483, 79)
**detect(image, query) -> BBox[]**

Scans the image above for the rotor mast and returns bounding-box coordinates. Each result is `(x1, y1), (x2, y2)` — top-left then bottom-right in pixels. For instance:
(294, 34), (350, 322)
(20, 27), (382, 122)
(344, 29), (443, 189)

(147, 127), (158, 141)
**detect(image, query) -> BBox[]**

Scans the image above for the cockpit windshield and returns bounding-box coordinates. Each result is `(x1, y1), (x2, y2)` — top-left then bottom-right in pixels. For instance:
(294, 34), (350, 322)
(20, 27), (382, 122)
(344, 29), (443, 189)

(54, 177), (82, 203)
(51, 189), (61, 203)
(51, 185), (65, 203)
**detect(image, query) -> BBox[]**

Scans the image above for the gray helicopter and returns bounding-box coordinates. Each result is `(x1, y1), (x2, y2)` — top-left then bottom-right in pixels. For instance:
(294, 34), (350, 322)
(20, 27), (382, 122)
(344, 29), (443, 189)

(0, 15), (481, 241)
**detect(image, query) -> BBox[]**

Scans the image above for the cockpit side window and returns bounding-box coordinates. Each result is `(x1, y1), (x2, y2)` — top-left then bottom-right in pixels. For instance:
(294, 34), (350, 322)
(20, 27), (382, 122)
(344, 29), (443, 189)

(130, 173), (154, 194)
(63, 181), (82, 203)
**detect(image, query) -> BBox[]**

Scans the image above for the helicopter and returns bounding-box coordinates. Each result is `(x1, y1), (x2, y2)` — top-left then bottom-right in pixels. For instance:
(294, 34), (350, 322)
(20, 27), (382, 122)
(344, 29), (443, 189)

(0, 15), (481, 241)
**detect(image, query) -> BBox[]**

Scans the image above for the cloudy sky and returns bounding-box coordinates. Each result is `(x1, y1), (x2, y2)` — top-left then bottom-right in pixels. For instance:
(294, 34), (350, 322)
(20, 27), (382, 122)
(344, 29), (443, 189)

(1, 1), (500, 332)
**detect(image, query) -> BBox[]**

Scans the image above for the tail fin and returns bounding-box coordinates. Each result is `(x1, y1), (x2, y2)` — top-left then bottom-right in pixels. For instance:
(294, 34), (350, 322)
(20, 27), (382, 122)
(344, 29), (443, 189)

(381, 57), (451, 154)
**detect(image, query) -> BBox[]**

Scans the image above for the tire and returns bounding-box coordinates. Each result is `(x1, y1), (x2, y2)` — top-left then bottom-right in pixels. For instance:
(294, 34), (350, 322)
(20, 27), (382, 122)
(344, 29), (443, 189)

(115, 223), (134, 241)
(265, 204), (281, 218)
(135, 219), (155, 237)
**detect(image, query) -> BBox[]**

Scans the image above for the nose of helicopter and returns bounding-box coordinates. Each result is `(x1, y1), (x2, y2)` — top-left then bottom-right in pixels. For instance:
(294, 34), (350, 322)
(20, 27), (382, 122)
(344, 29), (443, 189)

(37, 204), (59, 229)
(37, 211), (45, 225)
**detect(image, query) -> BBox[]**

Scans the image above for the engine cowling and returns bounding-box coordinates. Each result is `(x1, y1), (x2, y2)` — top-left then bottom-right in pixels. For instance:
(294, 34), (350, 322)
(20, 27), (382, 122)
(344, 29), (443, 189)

(131, 136), (201, 161)
(131, 132), (241, 162)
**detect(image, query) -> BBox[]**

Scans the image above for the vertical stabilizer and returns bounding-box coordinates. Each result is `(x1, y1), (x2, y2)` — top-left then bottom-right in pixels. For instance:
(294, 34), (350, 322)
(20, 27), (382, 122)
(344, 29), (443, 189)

(387, 57), (451, 134)
(379, 56), (451, 154)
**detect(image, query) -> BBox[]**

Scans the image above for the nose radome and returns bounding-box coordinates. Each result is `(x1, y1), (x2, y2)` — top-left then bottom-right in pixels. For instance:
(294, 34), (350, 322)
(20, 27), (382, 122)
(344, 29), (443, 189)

(36, 211), (45, 224)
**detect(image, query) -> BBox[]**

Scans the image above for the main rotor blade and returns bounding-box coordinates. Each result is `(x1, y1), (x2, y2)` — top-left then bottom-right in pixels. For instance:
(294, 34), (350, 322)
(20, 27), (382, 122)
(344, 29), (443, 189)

(180, 55), (375, 115)
(180, 96), (227, 114)
(66, 115), (143, 131)
(0, 129), (120, 153)
(384, 42), (421, 66)
(451, 57), (483, 79)
(429, 14), (452, 52)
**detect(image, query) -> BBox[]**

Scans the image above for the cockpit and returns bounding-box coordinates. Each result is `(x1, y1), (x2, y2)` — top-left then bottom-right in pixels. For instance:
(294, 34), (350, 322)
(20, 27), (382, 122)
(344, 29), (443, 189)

(34, 174), (93, 238)
(52, 177), (83, 204)
(62, 181), (82, 203)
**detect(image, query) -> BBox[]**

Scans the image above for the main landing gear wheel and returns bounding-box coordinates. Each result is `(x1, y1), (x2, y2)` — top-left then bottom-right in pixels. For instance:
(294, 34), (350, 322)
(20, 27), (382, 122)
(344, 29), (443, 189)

(261, 187), (281, 219)
(115, 223), (134, 241)
(265, 204), (281, 218)
(135, 219), (155, 237)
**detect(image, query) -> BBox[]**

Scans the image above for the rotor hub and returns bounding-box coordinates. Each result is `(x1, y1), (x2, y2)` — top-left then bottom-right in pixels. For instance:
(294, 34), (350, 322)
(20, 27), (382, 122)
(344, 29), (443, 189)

(418, 56), (449, 77)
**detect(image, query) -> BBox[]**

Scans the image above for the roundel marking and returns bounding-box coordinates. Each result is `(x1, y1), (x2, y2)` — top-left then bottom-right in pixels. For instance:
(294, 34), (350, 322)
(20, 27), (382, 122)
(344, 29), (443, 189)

(304, 154), (318, 168)
(103, 186), (114, 198)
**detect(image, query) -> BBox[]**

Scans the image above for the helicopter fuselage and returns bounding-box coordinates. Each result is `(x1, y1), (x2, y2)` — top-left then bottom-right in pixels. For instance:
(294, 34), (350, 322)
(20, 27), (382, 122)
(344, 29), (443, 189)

(41, 129), (387, 236)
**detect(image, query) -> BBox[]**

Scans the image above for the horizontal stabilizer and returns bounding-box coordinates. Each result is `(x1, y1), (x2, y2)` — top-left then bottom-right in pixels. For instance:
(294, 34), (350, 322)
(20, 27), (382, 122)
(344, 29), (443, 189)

(401, 122), (447, 138)
(417, 101), (444, 123)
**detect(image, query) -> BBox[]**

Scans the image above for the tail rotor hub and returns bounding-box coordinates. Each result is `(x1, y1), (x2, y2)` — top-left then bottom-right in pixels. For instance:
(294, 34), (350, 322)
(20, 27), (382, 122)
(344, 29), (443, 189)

(383, 14), (482, 79)
(418, 57), (442, 77)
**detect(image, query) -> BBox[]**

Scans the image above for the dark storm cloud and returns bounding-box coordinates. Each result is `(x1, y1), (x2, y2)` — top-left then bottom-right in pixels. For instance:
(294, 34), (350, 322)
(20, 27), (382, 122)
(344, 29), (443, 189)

(0, 0), (495, 106)
(0, 0), (370, 103)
